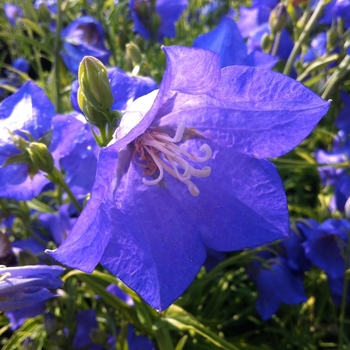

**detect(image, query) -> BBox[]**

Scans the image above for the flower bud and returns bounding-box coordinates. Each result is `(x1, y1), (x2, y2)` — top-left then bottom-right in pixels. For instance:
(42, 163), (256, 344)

(269, 3), (288, 35)
(261, 33), (273, 52)
(126, 42), (143, 64)
(26, 142), (54, 173)
(150, 12), (161, 36)
(327, 28), (338, 50)
(78, 56), (114, 112)
(78, 88), (109, 127)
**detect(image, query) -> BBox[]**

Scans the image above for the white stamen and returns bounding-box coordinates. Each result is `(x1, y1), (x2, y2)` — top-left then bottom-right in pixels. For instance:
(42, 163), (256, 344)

(133, 123), (212, 196)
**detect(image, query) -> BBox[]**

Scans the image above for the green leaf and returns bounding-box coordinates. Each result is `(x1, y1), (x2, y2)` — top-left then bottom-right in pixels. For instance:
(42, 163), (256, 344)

(18, 18), (46, 37)
(174, 335), (188, 350)
(27, 198), (55, 213)
(164, 305), (241, 350)
(38, 129), (53, 148)
(66, 271), (146, 333)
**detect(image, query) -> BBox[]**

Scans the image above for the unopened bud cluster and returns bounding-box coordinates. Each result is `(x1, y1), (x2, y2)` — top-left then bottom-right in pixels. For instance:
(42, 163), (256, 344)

(77, 56), (114, 127)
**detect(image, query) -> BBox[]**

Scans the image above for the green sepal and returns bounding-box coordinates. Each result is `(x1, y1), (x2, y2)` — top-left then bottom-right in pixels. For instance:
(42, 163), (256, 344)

(28, 161), (40, 180)
(37, 129), (53, 148)
(6, 129), (30, 152)
(1, 153), (29, 168)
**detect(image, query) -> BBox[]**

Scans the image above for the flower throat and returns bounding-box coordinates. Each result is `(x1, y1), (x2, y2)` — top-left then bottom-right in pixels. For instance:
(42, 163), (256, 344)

(133, 122), (212, 196)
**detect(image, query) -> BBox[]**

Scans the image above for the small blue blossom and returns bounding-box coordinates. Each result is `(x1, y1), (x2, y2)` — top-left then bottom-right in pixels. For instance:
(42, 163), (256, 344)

(130, 0), (188, 41)
(248, 256), (307, 320)
(48, 46), (330, 310)
(318, 0), (350, 27)
(73, 310), (103, 350)
(60, 16), (111, 76)
(34, 0), (58, 14)
(302, 218), (349, 279)
(4, 4), (23, 26)
(0, 265), (64, 311)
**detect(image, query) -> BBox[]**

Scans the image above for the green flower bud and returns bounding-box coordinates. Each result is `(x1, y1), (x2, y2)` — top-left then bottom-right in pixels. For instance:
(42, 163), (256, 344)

(78, 56), (114, 112)
(261, 33), (273, 52)
(327, 28), (338, 50)
(269, 3), (288, 35)
(78, 88), (109, 127)
(26, 142), (54, 173)
(150, 12), (161, 36)
(126, 42), (143, 64)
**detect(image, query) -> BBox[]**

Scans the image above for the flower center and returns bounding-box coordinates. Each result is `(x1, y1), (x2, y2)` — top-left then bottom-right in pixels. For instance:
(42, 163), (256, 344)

(133, 122), (212, 196)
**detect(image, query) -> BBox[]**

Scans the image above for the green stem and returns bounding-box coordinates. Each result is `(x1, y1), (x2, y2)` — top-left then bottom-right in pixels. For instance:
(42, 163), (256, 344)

(53, 0), (63, 112)
(283, 0), (327, 76)
(48, 167), (82, 213)
(273, 158), (350, 168)
(271, 31), (281, 57)
(321, 55), (350, 99)
(338, 232), (350, 350)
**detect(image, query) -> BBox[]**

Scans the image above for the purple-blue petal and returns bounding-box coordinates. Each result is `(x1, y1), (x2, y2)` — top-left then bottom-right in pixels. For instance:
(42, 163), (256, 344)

(254, 258), (307, 320)
(193, 17), (248, 67)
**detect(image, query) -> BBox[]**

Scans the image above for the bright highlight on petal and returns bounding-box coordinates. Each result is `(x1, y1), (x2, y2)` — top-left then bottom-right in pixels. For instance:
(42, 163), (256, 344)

(133, 122), (212, 196)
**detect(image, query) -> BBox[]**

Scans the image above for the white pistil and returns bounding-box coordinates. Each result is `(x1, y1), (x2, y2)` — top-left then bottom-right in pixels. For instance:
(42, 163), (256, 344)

(133, 122), (212, 196)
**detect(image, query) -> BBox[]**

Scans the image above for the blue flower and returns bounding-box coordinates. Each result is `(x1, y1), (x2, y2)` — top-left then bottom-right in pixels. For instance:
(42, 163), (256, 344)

(193, 17), (277, 69)
(73, 310), (103, 350)
(302, 218), (349, 279)
(0, 82), (99, 201)
(231, 0), (279, 38)
(48, 46), (330, 310)
(4, 4), (23, 26)
(0, 81), (55, 200)
(251, 257), (307, 320)
(6, 303), (46, 330)
(130, 0), (188, 41)
(60, 16), (111, 76)
(34, 0), (58, 14)
(318, 0), (350, 27)
(0, 265), (64, 311)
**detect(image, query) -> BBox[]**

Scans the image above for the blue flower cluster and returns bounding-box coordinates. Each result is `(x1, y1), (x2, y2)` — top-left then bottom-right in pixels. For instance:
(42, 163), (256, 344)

(1, 0), (350, 347)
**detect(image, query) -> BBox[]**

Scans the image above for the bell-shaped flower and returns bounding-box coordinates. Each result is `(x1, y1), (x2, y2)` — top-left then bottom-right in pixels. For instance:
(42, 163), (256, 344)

(302, 218), (349, 279)
(130, 0), (188, 41)
(251, 257), (307, 320)
(0, 81), (55, 200)
(60, 16), (111, 76)
(48, 46), (330, 310)
(0, 265), (64, 311)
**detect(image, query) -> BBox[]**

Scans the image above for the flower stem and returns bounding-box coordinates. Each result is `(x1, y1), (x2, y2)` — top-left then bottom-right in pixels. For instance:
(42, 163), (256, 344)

(53, 0), (63, 112)
(283, 0), (327, 76)
(271, 31), (281, 57)
(48, 167), (82, 213)
(273, 158), (350, 168)
(322, 55), (350, 99)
